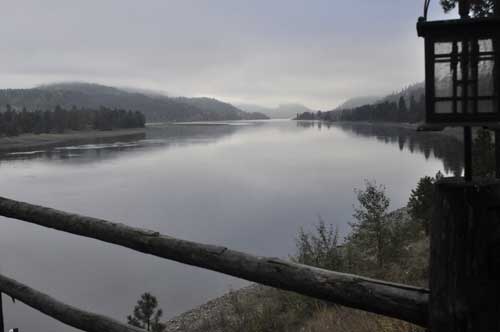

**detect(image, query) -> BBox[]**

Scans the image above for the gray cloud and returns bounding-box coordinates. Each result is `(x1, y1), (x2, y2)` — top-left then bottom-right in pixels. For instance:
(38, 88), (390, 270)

(0, 0), (453, 109)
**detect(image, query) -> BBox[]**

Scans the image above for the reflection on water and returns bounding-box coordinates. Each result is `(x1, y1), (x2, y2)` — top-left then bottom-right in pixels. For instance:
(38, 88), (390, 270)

(1, 122), (463, 176)
(0, 123), (243, 164)
(0, 120), (461, 332)
(296, 121), (463, 176)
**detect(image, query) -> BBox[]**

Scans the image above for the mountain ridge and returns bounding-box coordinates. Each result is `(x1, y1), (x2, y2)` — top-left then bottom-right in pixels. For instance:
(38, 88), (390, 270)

(0, 82), (268, 122)
(333, 96), (381, 111)
(237, 103), (313, 119)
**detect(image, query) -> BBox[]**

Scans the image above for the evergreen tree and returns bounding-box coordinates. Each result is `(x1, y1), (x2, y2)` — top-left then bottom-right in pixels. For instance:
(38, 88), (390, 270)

(398, 96), (408, 122)
(408, 176), (435, 235)
(416, 94), (426, 122)
(127, 293), (166, 332)
(53, 105), (66, 133)
(348, 181), (390, 270)
(43, 110), (52, 133)
(440, 0), (494, 17)
(409, 95), (418, 123)
(0, 104), (145, 137)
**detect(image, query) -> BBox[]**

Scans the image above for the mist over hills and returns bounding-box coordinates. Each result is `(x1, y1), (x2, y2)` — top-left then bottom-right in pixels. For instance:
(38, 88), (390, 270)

(331, 82), (422, 109)
(330, 83), (425, 112)
(332, 83), (424, 112)
(333, 96), (381, 111)
(237, 103), (313, 119)
(0, 82), (268, 122)
(296, 81), (427, 123)
(379, 82), (425, 104)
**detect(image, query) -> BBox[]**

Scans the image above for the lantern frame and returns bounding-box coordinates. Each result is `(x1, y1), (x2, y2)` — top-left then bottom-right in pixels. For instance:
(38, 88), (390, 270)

(417, 17), (500, 125)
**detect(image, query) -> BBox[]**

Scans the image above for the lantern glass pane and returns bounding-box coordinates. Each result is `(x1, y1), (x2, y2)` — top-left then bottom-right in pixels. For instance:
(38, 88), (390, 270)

(435, 101), (453, 114)
(456, 65), (463, 80)
(479, 39), (493, 53)
(478, 99), (495, 113)
(478, 60), (494, 97)
(435, 62), (453, 97)
(435, 42), (453, 55)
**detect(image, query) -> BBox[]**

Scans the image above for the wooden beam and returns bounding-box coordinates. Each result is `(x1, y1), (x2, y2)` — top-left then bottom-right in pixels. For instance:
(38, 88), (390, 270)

(0, 273), (144, 332)
(0, 196), (429, 326)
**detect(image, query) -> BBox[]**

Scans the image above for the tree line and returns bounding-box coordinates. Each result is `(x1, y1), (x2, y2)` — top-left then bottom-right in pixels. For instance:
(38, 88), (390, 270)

(295, 177), (433, 283)
(0, 105), (145, 137)
(296, 95), (426, 124)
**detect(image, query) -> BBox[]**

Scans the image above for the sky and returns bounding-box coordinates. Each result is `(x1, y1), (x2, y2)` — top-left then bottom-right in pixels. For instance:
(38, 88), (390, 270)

(0, 1), (456, 109)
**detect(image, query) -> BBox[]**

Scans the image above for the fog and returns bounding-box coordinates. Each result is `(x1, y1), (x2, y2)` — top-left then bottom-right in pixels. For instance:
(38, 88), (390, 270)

(0, 1), (452, 109)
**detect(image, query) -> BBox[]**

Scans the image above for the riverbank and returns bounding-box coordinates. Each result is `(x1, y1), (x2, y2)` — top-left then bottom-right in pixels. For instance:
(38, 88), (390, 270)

(0, 128), (146, 153)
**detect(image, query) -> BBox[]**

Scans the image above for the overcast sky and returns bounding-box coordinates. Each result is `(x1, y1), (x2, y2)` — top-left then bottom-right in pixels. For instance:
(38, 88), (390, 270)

(0, 1), (456, 109)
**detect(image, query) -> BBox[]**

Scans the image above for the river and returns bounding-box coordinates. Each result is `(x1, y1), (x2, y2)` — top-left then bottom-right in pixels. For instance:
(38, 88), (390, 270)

(0, 120), (462, 331)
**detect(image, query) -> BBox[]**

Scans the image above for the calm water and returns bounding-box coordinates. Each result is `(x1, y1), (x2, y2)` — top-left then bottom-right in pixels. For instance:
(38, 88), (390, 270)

(0, 120), (461, 331)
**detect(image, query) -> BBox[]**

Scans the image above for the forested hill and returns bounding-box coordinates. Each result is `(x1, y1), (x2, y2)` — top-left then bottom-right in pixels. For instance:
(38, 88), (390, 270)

(0, 105), (145, 137)
(297, 83), (425, 123)
(333, 96), (381, 111)
(0, 83), (269, 122)
(237, 103), (314, 119)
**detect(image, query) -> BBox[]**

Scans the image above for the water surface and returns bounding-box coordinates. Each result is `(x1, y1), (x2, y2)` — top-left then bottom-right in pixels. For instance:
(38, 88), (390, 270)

(0, 120), (461, 331)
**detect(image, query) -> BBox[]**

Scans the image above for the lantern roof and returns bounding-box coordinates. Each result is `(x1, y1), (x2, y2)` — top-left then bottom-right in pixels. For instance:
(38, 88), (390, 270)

(417, 16), (500, 39)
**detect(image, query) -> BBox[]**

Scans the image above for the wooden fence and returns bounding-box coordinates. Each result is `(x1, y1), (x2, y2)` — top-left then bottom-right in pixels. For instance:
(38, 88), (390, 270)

(0, 195), (429, 332)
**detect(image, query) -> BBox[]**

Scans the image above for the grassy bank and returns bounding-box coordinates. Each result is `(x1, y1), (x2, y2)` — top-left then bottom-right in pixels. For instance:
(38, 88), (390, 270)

(0, 128), (146, 153)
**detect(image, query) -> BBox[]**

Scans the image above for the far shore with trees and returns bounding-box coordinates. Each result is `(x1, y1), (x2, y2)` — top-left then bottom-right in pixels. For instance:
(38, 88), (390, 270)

(296, 95), (425, 124)
(0, 104), (146, 153)
(0, 104), (145, 136)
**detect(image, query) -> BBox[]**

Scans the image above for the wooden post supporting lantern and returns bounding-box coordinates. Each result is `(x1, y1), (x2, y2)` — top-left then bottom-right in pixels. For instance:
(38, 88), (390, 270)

(417, 1), (500, 331)
(431, 179), (500, 331)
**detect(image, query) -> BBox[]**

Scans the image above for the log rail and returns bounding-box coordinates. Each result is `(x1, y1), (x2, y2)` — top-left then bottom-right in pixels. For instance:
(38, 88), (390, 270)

(0, 196), (429, 331)
(0, 274), (143, 332)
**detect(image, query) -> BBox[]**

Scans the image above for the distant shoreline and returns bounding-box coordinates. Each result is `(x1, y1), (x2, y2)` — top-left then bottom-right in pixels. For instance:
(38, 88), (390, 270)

(0, 128), (146, 153)
(342, 121), (464, 141)
(299, 120), (464, 142)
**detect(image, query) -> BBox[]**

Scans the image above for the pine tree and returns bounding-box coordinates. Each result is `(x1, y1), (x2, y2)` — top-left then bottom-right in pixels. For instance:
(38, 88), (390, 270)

(408, 176), (435, 235)
(349, 181), (390, 270)
(440, 0), (494, 17)
(127, 293), (166, 332)
(409, 95), (418, 123)
(398, 96), (408, 122)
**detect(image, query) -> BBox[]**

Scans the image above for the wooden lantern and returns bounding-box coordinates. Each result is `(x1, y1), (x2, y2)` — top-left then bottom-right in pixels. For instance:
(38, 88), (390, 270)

(417, 17), (500, 125)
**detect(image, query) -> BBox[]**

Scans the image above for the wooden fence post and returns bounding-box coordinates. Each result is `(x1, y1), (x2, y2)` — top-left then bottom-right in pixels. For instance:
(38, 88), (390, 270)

(430, 178), (500, 331)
